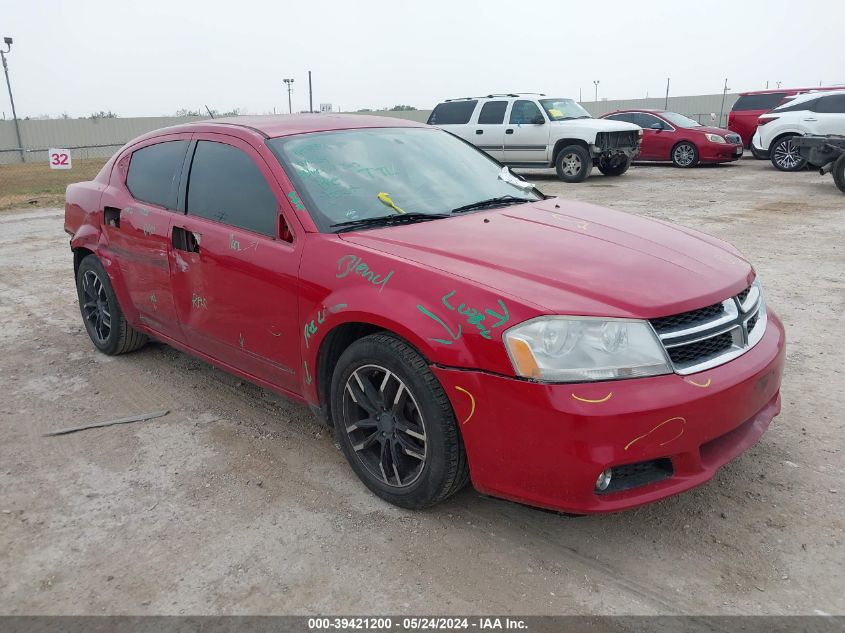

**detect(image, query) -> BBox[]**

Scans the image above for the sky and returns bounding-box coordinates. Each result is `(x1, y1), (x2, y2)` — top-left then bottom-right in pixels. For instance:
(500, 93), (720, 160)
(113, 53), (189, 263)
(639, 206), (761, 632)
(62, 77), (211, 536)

(2, 0), (844, 119)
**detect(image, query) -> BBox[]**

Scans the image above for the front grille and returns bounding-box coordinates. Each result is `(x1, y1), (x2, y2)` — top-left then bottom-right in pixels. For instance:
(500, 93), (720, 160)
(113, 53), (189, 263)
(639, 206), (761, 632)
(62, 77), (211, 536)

(649, 285), (767, 374)
(726, 133), (742, 144)
(667, 331), (734, 364)
(650, 302), (724, 333)
(595, 130), (640, 151)
(597, 458), (674, 495)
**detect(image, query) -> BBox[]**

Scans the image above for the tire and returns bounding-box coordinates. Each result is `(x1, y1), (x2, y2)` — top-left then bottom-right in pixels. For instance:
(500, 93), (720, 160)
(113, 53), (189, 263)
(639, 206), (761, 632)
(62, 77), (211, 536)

(597, 156), (631, 176)
(833, 154), (845, 194)
(671, 142), (699, 168)
(330, 333), (469, 509)
(555, 145), (592, 182)
(75, 255), (147, 355)
(770, 136), (807, 171)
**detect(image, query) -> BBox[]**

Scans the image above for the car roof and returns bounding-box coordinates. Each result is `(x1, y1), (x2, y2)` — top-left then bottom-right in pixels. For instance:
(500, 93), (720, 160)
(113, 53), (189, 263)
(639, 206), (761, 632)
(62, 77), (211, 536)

(739, 86), (842, 96)
(773, 88), (845, 107)
(151, 114), (428, 140)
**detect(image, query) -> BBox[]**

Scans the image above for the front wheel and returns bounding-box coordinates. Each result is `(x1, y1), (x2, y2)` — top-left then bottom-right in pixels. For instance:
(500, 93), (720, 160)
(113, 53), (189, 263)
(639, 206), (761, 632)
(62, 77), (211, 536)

(555, 145), (592, 182)
(76, 255), (147, 355)
(832, 154), (845, 194)
(331, 333), (469, 509)
(671, 142), (699, 168)
(597, 156), (631, 176)
(770, 136), (807, 171)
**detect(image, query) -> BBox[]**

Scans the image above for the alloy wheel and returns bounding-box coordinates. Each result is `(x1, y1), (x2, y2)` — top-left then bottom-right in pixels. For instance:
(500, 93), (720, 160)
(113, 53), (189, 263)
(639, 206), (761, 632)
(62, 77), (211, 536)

(773, 138), (803, 170)
(561, 152), (583, 177)
(341, 364), (427, 488)
(81, 270), (112, 344)
(673, 144), (695, 167)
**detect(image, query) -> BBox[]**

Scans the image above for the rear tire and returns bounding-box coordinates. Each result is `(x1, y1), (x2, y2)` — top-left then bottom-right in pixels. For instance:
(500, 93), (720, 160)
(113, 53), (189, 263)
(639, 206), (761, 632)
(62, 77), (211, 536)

(76, 255), (147, 355)
(770, 136), (807, 171)
(833, 154), (845, 194)
(671, 142), (699, 168)
(555, 145), (592, 182)
(331, 333), (469, 509)
(597, 156), (631, 176)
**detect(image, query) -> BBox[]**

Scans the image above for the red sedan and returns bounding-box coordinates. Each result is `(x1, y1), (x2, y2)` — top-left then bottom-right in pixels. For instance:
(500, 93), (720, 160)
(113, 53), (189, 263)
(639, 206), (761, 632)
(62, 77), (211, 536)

(64, 115), (784, 514)
(602, 109), (744, 167)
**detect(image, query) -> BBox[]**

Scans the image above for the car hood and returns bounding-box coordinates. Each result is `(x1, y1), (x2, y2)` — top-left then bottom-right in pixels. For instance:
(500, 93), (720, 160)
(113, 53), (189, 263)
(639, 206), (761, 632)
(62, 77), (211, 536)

(550, 118), (641, 134)
(693, 125), (736, 137)
(339, 198), (753, 319)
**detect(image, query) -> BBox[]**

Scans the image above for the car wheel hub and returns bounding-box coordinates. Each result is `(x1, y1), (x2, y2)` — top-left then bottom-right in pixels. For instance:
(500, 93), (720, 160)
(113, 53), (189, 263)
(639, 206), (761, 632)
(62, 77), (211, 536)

(562, 153), (581, 176)
(774, 140), (801, 168)
(81, 270), (112, 344)
(674, 145), (694, 166)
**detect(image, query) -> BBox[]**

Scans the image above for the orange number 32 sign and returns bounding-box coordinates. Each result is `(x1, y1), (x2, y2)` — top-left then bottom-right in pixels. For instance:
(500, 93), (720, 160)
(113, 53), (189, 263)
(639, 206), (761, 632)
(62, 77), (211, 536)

(48, 148), (72, 170)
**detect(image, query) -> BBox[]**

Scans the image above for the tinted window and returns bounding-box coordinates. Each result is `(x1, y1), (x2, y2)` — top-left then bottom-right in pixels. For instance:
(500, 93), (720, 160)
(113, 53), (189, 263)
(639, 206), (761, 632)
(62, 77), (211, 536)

(126, 140), (188, 209)
(427, 100), (478, 125)
(776, 97), (820, 112)
(732, 93), (787, 111)
(814, 94), (845, 113)
(636, 113), (666, 129)
(509, 100), (544, 125)
(187, 141), (277, 237)
(605, 113), (634, 123)
(478, 101), (507, 124)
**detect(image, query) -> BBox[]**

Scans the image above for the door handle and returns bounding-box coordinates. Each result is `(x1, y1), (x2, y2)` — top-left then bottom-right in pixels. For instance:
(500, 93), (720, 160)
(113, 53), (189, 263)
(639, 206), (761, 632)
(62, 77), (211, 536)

(505, 129), (514, 135)
(476, 129), (483, 134)
(172, 226), (200, 253)
(803, 118), (817, 122)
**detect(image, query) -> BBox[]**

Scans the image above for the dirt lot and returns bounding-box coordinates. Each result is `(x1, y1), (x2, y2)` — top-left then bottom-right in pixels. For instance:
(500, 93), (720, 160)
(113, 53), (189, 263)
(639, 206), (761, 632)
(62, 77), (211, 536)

(0, 157), (842, 616)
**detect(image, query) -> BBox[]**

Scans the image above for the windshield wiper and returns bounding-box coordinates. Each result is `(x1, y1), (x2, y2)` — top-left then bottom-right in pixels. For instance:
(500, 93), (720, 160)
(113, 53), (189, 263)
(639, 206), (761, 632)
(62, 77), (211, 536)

(331, 212), (450, 233)
(450, 195), (534, 214)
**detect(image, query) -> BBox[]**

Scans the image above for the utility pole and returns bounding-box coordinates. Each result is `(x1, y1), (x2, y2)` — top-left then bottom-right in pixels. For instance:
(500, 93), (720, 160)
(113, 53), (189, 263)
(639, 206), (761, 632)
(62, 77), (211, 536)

(579, 88), (582, 102)
(718, 78), (729, 128)
(283, 78), (294, 113)
(308, 71), (313, 113)
(593, 80), (600, 102)
(664, 77), (670, 110)
(1, 37), (24, 162)
(776, 81), (781, 89)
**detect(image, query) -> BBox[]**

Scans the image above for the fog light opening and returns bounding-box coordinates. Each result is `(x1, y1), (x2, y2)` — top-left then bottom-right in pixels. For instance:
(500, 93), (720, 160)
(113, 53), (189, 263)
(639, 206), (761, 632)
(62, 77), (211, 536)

(595, 468), (613, 492)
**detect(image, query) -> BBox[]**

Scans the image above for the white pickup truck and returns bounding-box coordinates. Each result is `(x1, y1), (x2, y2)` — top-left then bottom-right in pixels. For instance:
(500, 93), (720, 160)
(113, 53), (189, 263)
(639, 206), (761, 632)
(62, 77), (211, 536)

(427, 93), (642, 182)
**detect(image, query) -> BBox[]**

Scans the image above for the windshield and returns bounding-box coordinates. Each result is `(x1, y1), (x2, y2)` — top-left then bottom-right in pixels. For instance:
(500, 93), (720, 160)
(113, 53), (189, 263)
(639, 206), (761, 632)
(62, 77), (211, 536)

(660, 112), (702, 128)
(539, 98), (592, 121)
(269, 128), (541, 232)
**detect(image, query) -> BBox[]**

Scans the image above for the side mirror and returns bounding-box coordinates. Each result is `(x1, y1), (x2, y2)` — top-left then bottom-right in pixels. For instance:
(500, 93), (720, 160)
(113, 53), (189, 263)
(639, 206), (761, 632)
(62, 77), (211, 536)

(650, 122), (664, 130)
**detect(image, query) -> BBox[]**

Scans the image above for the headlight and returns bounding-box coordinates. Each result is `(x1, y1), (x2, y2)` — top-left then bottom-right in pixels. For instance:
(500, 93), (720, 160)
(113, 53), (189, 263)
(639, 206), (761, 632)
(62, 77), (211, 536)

(503, 317), (671, 382)
(705, 133), (726, 144)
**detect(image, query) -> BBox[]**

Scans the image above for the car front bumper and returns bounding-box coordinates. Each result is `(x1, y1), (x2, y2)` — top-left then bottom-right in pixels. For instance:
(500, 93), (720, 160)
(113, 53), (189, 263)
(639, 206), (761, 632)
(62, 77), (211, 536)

(699, 142), (744, 162)
(432, 310), (786, 514)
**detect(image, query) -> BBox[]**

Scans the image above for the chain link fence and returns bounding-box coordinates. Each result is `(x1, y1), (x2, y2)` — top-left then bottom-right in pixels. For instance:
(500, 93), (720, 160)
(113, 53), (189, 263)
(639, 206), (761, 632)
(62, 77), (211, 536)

(0, 144), (122, 211)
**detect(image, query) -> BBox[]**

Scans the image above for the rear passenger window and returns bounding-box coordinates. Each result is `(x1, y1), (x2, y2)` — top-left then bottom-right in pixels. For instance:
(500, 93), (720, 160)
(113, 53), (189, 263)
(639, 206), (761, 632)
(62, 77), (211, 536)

(126, 140), (189, 209)
(478, 101), (507, 124)
(427, 101), (478, 125)
(187, 141), (278, 237)
(814, 95), (845, 113)
(509, 100), (544, 125)
(732, 93), (787, 111)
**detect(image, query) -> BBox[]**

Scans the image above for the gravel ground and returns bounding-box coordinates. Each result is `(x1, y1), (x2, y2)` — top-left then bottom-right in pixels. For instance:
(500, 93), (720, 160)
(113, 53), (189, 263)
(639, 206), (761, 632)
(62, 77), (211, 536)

(0, 157), (842, 615)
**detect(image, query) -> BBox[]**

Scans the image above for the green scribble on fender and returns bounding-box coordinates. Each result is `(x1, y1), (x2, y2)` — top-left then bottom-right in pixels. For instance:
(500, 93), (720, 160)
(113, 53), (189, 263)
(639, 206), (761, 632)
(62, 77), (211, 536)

(288, 191), (306, 211)
(336, 255), (393, 292)
(419, 291), (509, 344)
(303, 303), (348, 349)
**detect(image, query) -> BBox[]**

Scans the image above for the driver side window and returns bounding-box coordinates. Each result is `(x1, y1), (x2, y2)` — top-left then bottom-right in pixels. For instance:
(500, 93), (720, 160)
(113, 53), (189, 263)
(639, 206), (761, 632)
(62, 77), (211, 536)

(509, 100), (544, 125)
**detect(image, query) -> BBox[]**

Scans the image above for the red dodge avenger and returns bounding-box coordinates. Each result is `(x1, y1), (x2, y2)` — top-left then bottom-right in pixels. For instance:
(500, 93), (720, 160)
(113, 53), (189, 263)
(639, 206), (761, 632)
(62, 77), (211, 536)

(64, 115), (785, 514)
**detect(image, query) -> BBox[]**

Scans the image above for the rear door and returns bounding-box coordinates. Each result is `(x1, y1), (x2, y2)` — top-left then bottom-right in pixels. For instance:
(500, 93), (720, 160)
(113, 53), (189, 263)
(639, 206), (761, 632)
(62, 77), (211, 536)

(811, 94), (845, 135)
(503, 100), (550, 164)
(169, 135), (303, 392)
(101, 136), (191, 342)
(471, 100), (507, 161)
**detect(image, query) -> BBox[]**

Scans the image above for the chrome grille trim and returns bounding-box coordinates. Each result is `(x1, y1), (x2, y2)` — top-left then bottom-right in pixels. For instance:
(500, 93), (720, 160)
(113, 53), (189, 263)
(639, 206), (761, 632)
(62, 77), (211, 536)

(649, 285), (766, 375)
(726, 133), (742, 144)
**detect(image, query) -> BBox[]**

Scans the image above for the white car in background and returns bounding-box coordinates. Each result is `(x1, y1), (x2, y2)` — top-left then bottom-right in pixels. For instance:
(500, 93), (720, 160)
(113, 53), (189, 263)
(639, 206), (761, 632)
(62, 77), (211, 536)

(752, 89), (845, 171)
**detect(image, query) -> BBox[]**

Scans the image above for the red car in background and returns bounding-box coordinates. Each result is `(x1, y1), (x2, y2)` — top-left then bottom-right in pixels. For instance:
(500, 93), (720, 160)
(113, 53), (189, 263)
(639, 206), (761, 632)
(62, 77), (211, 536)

(729, 87), (843, 152)
(64, 115), (784, 514)
(602, 109), (743, 167)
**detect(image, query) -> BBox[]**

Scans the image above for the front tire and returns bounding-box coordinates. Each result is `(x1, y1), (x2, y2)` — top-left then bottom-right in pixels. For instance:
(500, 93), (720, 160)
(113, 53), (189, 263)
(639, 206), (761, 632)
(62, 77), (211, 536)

(833, 154), (845, 194)
(76, 255), (147, 355)
(331, 333), (469, 509)
(597, 155), (631, 176)
(671, 142), (699, 168)
(555, 145), (592, 182)
(770, 136), (806, 171)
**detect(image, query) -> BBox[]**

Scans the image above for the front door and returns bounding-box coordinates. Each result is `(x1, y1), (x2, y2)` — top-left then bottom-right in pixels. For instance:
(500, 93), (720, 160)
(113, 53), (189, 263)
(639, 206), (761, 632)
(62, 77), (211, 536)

(101, 136), (191, 342)
(503, 100), (550, 164)
(169, 135), (303, 393)
(636, 113), (676, 160)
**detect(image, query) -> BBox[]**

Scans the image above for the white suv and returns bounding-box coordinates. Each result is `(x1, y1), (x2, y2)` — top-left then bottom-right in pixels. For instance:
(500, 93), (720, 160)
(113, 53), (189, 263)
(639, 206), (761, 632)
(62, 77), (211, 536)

(427, 94), (642, 182)
(752, 89), (845, 171)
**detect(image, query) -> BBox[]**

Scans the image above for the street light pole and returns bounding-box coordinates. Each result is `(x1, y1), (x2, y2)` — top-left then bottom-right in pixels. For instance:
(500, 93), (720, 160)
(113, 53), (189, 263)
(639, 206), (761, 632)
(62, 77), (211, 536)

(283, 78), (294, 114)
(1, 37), (24, 162)
(718, 78), (730, 128)
(593, 80), (600, 102)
